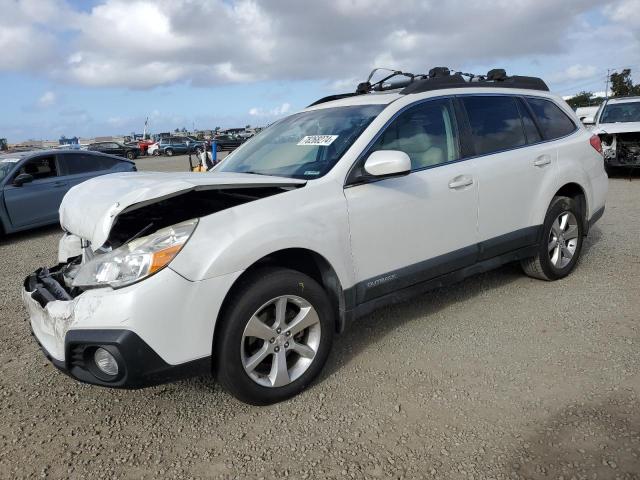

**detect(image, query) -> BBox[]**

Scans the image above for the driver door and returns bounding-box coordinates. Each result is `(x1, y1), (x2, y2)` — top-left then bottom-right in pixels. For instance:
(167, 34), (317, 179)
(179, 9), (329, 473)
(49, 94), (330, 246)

(344, 98), (479, 304)
(4, 155), (68, 228)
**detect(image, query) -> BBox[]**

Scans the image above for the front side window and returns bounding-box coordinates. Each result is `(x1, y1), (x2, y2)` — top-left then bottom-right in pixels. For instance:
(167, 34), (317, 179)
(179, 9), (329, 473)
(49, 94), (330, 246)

(18, 156), (58, 179)
(600, 101), (640, 124)
(220, 104), (385, 179)
(369, 98), (459, 170)
(526, 97), (576, 139)
(463, 96), (526, 156)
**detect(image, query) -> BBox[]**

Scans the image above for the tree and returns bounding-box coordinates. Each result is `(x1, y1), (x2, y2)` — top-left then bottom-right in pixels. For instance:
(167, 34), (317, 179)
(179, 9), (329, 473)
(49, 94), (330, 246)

(610, 69), (640, 97)
(565, 91), (605, 109)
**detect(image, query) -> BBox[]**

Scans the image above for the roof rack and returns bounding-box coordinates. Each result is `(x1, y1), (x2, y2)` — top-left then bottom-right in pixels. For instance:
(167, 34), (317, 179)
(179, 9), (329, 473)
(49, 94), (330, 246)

(308, 67), (549, 107)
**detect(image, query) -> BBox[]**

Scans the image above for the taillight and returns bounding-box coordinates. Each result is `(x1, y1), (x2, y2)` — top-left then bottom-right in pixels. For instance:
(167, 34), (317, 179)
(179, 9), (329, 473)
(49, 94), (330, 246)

(590, 134), (603, 154)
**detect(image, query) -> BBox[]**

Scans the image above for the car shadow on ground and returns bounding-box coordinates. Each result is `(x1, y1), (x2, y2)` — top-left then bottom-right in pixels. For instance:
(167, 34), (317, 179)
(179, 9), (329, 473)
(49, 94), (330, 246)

(607, 167), (640, 180)
(179, 228), (605, 399)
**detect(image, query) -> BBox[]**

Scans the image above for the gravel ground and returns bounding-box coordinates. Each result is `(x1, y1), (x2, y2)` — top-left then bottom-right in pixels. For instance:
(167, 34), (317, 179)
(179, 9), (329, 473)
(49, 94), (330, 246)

(134, 152), (229, 173)
(1, 171), (639, 479)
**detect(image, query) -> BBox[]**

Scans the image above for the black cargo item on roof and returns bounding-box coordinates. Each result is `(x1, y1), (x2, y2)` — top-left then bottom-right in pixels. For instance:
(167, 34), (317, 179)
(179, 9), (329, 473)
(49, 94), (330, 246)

(401, 73), (549, 95)
(307, 68), (549, 107)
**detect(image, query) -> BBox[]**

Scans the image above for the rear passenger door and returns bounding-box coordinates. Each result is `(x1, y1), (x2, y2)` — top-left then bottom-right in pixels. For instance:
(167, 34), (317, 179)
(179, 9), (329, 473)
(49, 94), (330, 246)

(57, 152), (123, 189)
(460, 95), (555, 259)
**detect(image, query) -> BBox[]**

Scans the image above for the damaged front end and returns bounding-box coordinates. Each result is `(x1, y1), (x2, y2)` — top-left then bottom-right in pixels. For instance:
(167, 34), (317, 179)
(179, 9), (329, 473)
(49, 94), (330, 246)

(600, 132), (640, 168)
(23, 171), (305, 388)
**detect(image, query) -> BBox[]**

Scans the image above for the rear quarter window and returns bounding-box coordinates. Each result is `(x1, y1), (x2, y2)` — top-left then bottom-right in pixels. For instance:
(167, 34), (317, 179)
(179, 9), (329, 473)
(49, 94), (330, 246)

(526, 97), (576, 140)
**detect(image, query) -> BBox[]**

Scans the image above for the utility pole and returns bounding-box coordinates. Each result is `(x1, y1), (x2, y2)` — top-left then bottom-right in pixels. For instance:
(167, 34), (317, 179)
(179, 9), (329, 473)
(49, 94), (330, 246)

(605, 69), (611, 99)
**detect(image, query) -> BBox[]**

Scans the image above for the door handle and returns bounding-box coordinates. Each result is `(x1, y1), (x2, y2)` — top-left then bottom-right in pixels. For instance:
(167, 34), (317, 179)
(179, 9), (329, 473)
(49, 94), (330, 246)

(448, 176), (474, 189)
(533, 155), (551, 167)
(53, 181), (67, 188)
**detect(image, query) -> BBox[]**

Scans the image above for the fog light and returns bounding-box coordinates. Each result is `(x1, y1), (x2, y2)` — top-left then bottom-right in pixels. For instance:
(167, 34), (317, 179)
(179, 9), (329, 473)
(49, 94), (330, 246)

(94, 348), (118, 377)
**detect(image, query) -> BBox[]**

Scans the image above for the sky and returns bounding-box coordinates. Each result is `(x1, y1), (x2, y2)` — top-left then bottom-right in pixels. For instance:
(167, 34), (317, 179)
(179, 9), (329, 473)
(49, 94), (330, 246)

(1, 0), (639, 142)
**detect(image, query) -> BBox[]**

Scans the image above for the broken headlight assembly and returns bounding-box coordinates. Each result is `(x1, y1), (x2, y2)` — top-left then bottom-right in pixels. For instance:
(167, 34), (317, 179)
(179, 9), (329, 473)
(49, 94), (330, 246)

(72, 219), (198, 289)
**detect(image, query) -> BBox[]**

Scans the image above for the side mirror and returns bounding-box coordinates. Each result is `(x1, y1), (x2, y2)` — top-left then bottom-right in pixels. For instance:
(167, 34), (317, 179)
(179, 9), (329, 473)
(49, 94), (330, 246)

(581, 117), (595, 126)
(364, 150), (411, 177)
(13, 173), (34, 187)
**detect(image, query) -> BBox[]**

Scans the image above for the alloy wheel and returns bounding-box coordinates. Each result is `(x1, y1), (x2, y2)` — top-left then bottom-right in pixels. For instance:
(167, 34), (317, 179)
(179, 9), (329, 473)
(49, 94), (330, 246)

(548, 211), (579, 269)
(241, 295), (321, 388)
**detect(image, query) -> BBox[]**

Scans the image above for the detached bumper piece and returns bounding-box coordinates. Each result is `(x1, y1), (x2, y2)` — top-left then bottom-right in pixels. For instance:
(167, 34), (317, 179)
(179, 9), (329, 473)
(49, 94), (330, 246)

(24, 267), (211, 389)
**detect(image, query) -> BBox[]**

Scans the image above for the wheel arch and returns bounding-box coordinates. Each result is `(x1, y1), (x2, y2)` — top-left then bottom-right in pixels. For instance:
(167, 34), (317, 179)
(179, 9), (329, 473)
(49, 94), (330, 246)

(214, 248), (348, 344)
(552, 182), (589, 233)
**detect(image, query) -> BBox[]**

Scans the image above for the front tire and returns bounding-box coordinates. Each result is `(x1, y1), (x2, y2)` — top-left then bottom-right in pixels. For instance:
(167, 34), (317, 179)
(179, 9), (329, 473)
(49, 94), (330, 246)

(521, 196), (584, 281)
(126, 151), (135, 160)
(215, 268), (334, 405)
(165, 148), (174, 157)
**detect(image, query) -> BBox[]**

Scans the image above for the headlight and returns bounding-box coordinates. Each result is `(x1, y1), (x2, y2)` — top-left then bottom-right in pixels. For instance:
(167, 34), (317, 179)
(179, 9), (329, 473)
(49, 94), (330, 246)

(72, 219), (198, 289)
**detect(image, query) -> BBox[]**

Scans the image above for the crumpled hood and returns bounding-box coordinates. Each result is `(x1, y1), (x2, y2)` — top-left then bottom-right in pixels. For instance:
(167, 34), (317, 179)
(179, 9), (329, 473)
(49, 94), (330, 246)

(594, 122), (640, 135)
(59, 171), (306, 250)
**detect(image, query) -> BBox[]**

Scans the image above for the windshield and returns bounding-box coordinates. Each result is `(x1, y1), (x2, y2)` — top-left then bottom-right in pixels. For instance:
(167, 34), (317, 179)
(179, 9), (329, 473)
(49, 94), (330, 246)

(219, 104), (385, 179)
(0, 158), (21, 181)
(600, 101), (640, 123)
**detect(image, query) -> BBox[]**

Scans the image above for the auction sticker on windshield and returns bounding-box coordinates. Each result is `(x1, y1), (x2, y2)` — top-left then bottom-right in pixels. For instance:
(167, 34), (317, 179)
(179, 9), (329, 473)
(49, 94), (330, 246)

(297, 135), (338, 146)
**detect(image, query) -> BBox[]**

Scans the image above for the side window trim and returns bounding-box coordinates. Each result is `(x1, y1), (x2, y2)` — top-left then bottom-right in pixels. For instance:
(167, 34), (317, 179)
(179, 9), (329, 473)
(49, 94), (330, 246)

(344, 95), (464, 187)
(515, 96), (544, 145)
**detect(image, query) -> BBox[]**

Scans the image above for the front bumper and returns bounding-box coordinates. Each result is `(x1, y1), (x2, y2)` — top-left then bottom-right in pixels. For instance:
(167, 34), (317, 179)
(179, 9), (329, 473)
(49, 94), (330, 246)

(22, 263), (240, 388)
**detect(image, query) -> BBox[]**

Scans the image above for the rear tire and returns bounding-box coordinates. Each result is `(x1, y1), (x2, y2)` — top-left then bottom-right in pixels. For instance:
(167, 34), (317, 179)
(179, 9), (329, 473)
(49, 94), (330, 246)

(165, 148), (174, 157)
(521, 196), (584, 281)
(126, 151), (135, 160)
(215, 268), (334, 405)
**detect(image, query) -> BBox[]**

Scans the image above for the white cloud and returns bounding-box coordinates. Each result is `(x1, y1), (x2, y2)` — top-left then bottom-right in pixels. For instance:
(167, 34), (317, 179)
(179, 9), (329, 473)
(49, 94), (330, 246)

(548, 64), (599, 83)
(37, 91), (56, 108)
(249, 103), (291, 117)
(2, 0), (640, 94)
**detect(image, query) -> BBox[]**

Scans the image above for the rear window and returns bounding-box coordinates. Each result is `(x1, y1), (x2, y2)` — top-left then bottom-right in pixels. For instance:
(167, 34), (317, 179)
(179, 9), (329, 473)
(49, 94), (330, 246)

(526, 97), (576, 140)
(462, 96), (526, 156)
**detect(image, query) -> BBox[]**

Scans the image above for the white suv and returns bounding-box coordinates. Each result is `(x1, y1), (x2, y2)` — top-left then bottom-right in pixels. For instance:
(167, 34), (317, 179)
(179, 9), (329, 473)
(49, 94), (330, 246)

(23, 69), (608, 404)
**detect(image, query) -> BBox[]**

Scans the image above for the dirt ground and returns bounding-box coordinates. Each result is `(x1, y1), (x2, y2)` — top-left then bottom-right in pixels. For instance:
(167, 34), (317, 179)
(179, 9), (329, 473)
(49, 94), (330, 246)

(1, 167), (639, 479)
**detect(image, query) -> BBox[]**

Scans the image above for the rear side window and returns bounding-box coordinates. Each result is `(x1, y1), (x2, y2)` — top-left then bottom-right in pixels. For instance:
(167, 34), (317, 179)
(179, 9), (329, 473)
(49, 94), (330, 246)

(462, 96), (526, 156)
(526, 97), (576, 140)
(61, 153), (120, 175)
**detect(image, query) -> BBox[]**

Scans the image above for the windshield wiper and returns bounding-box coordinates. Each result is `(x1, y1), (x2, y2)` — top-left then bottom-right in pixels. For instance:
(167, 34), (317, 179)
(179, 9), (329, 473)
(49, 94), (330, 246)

(240, 170), (279, 177)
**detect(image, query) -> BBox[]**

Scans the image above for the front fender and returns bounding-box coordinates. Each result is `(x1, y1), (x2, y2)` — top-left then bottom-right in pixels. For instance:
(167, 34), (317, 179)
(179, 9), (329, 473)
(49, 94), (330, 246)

(169, 181), (355, 290)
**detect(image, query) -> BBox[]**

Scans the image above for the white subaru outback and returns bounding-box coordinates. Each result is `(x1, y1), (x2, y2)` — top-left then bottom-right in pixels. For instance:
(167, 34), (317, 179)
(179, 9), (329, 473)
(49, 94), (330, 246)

(23, 68), (608, 405)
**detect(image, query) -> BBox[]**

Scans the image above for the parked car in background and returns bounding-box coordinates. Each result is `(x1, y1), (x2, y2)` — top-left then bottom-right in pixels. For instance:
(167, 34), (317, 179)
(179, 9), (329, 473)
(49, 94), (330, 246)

(575, 106), (599, 125)
(212, 134), (244, 151)
(88, 141), (141, 160)
(135, 139), (155, 156)
(157, 137), (206, 156)
(590, 96), (640, 172)
(0, 149), (135, 235)
(147, 142), (160, 156)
